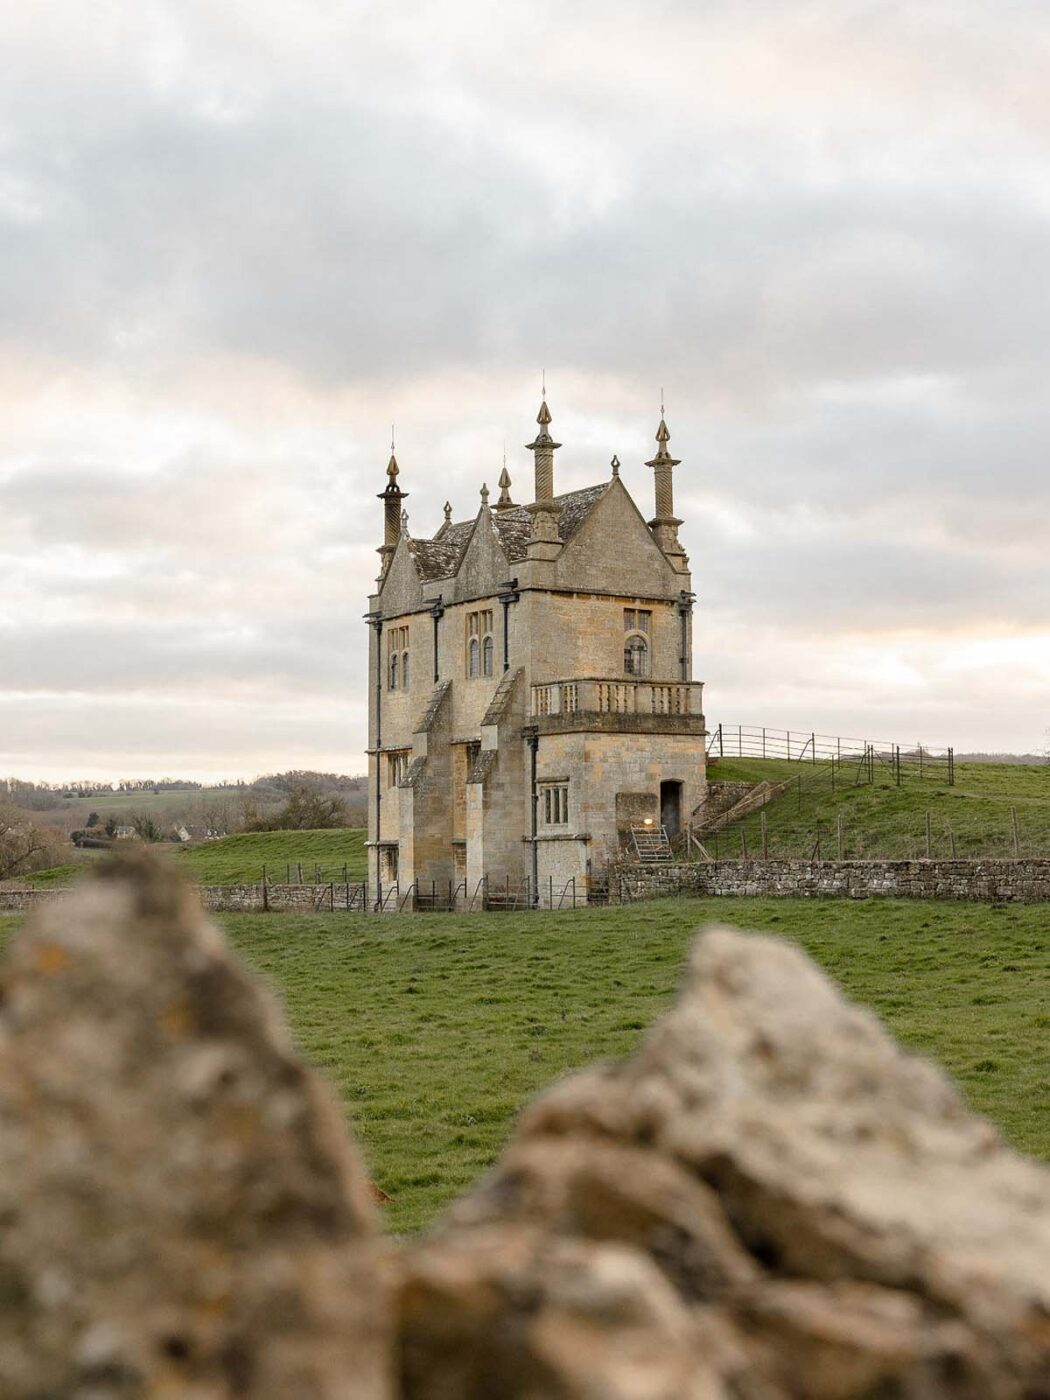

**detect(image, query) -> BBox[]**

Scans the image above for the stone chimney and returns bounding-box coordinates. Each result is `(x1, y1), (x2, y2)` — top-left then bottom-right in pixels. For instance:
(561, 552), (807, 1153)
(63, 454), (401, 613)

(526, 397), (562, 562)
(377, 448), (407, 577)
(646, 411), (689, 573)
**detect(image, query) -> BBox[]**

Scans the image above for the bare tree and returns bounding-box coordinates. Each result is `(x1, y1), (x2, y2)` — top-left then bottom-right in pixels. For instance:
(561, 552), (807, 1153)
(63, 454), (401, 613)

(0, 804), (66, 882)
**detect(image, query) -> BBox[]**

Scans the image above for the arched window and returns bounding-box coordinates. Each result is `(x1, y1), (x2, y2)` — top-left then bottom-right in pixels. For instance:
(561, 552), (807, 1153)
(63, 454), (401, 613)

(466, 608), (494, 679)
(624, 635), (649, 677)
(387, 624), (410, 690)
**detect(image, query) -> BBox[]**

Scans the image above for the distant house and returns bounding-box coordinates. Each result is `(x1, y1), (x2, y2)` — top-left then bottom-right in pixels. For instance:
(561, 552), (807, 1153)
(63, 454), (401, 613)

(171, 823), (226, 844)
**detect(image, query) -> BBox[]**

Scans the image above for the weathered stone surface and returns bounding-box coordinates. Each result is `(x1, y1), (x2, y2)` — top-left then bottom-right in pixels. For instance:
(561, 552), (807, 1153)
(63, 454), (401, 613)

(3, 860), (1050, 1398)
(398, 927), (1050, 1397)
(618, 857), (1050, 904)
(0, 852), (391, 1399)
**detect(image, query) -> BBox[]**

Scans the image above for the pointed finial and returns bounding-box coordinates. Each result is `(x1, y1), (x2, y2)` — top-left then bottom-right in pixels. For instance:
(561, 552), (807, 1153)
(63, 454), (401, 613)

(401, 507), (410, 535)
(386, 451), (399, 478)
(497, 463), (513, 508)
(537, 399), (552, 426)
(611, 455), (620, 479)
(480, 482), (490, 507)
(443, 500), (452, 524)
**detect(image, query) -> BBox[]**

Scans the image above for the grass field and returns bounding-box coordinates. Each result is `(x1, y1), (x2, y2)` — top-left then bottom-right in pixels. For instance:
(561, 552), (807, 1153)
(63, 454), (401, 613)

(18, 829), (369, 888)
(709, 757), (1050, 860)
(6, 895), (1044, 1235)
(175, 829), (368, 884)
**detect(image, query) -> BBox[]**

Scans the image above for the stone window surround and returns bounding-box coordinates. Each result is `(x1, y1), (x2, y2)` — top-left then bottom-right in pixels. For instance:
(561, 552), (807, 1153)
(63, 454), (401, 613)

(623, 632), (650, 677)
(465, 608), (494, 679)
(387, 625), (410, 691)
(387, 749), (411, 787)
(539, 781), (570, 827)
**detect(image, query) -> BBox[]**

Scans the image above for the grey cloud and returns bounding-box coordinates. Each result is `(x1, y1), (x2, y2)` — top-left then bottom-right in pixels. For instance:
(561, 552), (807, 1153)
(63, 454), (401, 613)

(2, 0), (1049, 773)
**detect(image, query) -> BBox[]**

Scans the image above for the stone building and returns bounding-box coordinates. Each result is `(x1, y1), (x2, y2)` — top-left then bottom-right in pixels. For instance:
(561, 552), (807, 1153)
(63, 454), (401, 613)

(365, 399), (706, 906)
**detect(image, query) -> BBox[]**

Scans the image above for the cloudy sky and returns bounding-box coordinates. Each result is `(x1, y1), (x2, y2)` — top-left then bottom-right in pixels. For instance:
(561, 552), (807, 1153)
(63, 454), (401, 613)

(2, 0), (1048, 781)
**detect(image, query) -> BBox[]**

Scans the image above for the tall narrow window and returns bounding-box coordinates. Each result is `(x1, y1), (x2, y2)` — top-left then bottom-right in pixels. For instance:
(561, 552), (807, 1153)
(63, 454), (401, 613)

(540, 783), (569, 826)
(623, 607), (651, 677)
(387, 625), (410, 690)
(624, 635), (649, 676)
(466, 609), (494, 678)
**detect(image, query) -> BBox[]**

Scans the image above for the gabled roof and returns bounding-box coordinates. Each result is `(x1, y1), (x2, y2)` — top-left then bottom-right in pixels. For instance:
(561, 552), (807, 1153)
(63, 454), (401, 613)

(406, 483), (610, 582)
(405, 521), (474, 582)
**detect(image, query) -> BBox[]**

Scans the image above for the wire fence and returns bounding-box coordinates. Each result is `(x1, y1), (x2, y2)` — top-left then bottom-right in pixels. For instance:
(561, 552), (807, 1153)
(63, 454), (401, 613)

(707, 723), (955, 786)
(247, 870), (596, 912)
(680, 800), (1050, 864)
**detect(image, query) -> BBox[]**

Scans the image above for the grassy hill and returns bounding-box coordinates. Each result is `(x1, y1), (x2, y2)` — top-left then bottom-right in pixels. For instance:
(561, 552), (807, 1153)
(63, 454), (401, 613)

(705, 757), (1050, 860)
(18, 830), (368, 888)
(6, 894), (1043, 1234)
(176, 829), (368, 884)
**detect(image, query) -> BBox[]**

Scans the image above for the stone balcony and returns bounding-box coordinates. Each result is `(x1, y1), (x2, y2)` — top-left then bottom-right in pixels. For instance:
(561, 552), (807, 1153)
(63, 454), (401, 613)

(529, 677), (705, 736)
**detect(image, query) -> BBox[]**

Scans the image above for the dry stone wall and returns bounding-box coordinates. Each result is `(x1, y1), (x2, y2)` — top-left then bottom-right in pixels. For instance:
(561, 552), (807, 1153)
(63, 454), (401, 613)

(619, 857), (1050, 904)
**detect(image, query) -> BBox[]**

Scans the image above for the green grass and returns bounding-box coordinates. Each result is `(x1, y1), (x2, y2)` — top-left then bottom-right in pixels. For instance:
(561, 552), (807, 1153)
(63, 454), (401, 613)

(16, 829), (368, 888)
(2, 897), (1046, 1236)
(709, 758), (1050, 860)
(175, 829), (368, 884)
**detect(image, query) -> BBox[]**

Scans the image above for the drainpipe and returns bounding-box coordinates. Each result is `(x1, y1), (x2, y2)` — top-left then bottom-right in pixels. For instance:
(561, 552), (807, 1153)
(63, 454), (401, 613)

(677, 591), (695, 683)
(371, 616), (384, 871)
(430, 596), (444, 683)
(525, 727), (539, 906)
(498, 578), (520, 673)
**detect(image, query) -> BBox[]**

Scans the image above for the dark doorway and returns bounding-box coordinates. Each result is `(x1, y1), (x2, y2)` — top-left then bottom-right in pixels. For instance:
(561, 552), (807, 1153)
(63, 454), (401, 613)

(660, 780), (683, 838)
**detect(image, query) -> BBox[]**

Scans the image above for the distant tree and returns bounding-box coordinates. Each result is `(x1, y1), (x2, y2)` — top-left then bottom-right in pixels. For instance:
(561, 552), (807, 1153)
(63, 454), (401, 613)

(104, 815), (120, 838)
(0, 805), (65, 882)
(246, 786), (348, 831)
(130, 812), (163, 843)
(85, 811), (101, 828)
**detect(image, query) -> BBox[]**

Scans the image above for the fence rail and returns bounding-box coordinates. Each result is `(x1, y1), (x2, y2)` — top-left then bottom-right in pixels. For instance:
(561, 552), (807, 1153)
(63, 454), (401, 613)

(707, 723), (954, 784)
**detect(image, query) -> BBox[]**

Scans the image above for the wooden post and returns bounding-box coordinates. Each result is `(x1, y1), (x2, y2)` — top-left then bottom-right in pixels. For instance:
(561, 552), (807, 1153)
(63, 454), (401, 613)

(811, 731), (816, 763)
(761, 810), (768, 860)
(925, 811), (932, 859)
(1011, 806), (1021, 857)
(837, 812), (844, 860)
(296, 861), (302, 883)
(797, 774), (802, 812)
(262, 864), (269, 913)
(948, 823), (957, 858)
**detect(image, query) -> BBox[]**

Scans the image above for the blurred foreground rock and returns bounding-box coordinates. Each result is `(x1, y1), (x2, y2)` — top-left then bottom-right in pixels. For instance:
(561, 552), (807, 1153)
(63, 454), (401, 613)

(0, 853), (391, 1398)
(398, 929), (1050, 1398)
(1, 856), (1048, 1398)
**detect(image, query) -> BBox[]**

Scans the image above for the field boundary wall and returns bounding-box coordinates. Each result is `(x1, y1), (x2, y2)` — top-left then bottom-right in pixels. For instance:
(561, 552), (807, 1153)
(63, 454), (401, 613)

(616, 858), (1050, 904)
(5, 859), (1050, 913)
